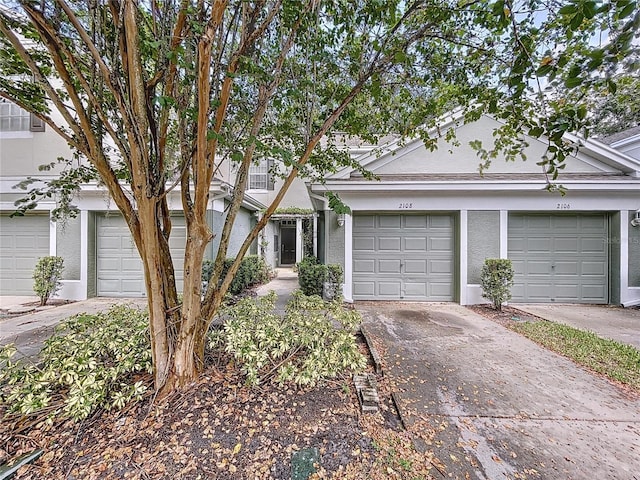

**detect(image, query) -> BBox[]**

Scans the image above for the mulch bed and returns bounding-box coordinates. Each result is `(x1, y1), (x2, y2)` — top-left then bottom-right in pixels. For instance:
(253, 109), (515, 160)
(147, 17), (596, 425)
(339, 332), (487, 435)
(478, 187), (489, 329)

(467, 304), (544, 327)
(1, 368), (377, 479)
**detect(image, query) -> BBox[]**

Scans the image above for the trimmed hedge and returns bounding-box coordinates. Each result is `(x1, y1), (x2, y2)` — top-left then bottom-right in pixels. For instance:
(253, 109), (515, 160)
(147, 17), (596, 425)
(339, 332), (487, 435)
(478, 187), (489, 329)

(202, 255), (270, 295)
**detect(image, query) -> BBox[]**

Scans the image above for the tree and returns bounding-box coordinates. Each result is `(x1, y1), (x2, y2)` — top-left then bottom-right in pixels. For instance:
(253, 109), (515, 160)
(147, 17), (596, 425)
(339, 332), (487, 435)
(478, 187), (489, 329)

(0, 0), (637, 395)
(590, 74), (640, 136)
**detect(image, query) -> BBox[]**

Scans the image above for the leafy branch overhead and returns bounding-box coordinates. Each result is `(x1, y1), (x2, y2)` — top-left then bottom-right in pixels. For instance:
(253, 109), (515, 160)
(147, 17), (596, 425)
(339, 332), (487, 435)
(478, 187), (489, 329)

(0, 0), (636, 394)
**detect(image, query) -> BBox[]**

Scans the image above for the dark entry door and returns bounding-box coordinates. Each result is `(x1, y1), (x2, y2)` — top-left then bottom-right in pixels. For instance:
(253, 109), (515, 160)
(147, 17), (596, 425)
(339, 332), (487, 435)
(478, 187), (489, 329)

(281, 227), (296, 265)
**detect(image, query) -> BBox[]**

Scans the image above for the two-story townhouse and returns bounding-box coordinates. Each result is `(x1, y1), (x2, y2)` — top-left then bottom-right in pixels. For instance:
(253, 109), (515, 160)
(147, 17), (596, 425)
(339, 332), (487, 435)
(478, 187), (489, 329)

(0, 99), (271, 299)
(309, 115), (640, 307)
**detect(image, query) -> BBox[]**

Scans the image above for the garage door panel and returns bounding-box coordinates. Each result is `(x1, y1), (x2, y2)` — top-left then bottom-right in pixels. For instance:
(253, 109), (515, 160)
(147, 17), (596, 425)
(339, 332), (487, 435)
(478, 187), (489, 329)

(379, 259), (402, 273)
(353, 237), (375, 251)
(379, 237), (401, 251)
(581, 237), (606, 253)
(379, 216), (401, 228)
(353, 213), (454, 301)
(509, 213), (607, 303)
(353, 215), (375, 229)
(353, 259), (375, 273)
(353, 281), (375, 296)
(582, 261), (606, 275)
(404, 237), (427, 251)
(404, 216), (427, 228)
(378, 281), (401, 297)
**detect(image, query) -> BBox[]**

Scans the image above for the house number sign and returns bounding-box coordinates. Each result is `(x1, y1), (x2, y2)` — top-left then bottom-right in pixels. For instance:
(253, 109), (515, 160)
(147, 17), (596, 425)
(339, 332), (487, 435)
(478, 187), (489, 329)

(399, 202), (413, 209)
(556, 203), (571, 210)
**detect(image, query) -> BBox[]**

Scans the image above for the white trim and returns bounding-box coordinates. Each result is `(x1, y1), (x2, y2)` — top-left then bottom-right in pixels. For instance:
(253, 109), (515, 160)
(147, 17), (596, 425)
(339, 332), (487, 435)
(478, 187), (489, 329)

(344, 213), (353, 302)
(312, 213), (318, 257)
(49, 211), (56, 255)
(295, 218), (303, 263)
(607, 134), (640, 150)
(500, 210), (508, 259)
(459, 210), (468, 305)
(565, 133), (640, 175)
(620, 210), (629, 305)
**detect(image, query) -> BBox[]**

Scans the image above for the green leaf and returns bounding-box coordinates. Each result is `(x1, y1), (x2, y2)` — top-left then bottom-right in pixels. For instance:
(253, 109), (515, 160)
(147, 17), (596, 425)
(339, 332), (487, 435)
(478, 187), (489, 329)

(583, 1), (598, 19)
(570, 12), (584, 30)
(558, 4), (577, 15)
(619, 2), (636, 18)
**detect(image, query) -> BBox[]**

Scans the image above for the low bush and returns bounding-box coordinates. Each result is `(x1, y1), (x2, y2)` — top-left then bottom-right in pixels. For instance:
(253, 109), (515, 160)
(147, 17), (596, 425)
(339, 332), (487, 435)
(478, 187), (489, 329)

(324, 263), (344, 300)
(298, 256), (326, 296)
(202, 255), (270, 295)
(33, 256), (64, 306)
(480, 258), (515, 311)
(210, 291), (366, 386)
(0, 305), (152, 422)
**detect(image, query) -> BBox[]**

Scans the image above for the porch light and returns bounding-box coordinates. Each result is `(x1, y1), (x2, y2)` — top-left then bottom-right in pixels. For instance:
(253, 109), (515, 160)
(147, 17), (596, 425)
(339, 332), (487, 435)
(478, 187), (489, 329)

(337, 213), (345, 227)
(631, 209), (640, 228)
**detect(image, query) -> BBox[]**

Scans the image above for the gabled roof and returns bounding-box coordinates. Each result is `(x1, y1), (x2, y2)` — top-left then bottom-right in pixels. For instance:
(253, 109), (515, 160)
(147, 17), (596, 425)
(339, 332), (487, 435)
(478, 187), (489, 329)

(323, 114), (640, 181)
(599, 125), (640, 146)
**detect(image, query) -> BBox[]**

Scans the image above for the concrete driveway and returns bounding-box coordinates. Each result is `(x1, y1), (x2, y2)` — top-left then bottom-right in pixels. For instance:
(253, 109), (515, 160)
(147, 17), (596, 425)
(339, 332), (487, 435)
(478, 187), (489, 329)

(358, 302), (640, 480)
(515, 304), (640, 350)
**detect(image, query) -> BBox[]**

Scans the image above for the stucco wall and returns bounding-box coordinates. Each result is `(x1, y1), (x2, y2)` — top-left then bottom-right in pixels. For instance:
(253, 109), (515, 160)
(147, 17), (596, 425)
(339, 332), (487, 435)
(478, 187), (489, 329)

(629, 211), (640, 287)
(467, 211), (500, 284)
(324, 211), (345, 268)
(56, 217), (81, 280)
(210, 205), (256, 259)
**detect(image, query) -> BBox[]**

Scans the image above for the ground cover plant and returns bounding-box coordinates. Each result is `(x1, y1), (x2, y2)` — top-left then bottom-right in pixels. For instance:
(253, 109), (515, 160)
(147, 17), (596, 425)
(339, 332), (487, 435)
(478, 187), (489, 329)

(510, 320), (640, 391)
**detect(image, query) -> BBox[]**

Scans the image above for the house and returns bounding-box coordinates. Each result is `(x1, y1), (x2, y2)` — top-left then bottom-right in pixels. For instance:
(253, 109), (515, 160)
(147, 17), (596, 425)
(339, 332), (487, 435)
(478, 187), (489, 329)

(0, 98), (306, 299)
(309, 116), (640, 307)
(2, 101), (639, 306)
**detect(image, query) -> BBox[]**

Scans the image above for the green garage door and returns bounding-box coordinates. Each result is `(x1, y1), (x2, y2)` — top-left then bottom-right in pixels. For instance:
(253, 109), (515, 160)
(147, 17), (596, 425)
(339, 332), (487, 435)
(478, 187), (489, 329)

(352, 213), (455, 301)
(96, 214), (186, 297)
(508, 213), (608, 303)
(0, 214), (50, 295)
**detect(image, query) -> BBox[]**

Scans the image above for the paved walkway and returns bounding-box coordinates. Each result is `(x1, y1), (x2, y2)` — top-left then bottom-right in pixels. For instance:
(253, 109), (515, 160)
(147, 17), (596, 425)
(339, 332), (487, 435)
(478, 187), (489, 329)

(358, 301), (640, 480)
(254, 267), (299, 312)
(515, 304), (640, 349)
(0, 297), (146, 360)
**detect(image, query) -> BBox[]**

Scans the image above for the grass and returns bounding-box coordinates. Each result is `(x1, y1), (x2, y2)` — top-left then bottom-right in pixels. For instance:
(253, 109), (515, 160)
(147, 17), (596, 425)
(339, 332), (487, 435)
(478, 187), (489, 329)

(510, 320), (640, 391)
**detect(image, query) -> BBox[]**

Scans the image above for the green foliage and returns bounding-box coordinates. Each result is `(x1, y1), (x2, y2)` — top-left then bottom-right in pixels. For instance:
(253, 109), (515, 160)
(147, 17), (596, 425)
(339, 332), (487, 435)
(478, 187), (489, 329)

(511, 321), (640, 391)
(202, 255), (270, 295)
(590, 74), (640, 136)
(32, 256), (64, 306)
(211, 291), (366, 386)
(273, 207), (314, 215)
(297, 257), (326, 297)
(326, 192), (351, 215)
(480, 258), (515, 311)
(324, 264), (344, 300)
(0, 305), (152, 422)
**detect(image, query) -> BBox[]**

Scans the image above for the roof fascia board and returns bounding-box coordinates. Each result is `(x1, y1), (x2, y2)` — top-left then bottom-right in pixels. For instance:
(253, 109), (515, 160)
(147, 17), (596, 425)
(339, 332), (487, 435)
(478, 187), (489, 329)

(565, 133), (640, 175)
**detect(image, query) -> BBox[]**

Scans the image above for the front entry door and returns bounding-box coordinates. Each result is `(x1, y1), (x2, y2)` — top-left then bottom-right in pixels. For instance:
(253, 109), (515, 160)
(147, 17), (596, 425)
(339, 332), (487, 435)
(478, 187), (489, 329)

(280, 227), (296, 265)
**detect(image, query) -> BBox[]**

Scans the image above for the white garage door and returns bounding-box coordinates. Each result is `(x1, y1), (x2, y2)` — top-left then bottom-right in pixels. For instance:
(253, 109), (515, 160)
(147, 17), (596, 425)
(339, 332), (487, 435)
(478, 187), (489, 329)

(508, 213), (608, 303)
(352, 213), (455, 301)
(96, 214), (186, 297)
(0, 214), (50, 295)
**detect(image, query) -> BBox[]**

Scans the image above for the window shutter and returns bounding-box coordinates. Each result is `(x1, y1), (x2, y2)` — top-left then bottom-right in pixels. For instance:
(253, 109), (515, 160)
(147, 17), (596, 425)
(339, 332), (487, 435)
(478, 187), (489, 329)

(267, 158), (275, 190)
(30, 113), (45, 132)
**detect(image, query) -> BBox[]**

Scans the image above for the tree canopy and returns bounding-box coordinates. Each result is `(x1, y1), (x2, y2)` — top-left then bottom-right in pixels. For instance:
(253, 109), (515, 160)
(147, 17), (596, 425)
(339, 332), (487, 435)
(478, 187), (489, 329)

(0, 0), (637, 394)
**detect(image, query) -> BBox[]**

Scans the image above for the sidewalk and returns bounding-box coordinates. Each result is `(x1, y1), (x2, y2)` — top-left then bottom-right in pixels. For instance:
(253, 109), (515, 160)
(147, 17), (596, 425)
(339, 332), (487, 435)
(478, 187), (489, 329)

(254, 267), (299, 312)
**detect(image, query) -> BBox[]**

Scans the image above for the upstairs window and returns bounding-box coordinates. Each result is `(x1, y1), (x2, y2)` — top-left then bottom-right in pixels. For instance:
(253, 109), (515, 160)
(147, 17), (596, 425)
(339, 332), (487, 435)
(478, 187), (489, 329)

(0, 99), (45, 132)
(248, 158), (274, 191)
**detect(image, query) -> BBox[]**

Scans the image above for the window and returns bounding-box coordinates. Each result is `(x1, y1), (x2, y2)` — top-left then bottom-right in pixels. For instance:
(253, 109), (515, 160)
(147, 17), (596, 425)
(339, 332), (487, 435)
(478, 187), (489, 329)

(248, 158), (274, 190)
(0, 99), (45, 132)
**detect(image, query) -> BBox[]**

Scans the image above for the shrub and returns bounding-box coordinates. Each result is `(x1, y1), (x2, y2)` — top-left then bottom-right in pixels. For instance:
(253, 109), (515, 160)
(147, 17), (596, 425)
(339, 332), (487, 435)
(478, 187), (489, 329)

(324, 264), (344, 300)
(298, 256), (326, 296)
(33, 256), (64, 306)
(480, 258), (515, 311)
(202, 255), (270, 295)
(211, 291), (366, 386)
(0, 305), (152, 422)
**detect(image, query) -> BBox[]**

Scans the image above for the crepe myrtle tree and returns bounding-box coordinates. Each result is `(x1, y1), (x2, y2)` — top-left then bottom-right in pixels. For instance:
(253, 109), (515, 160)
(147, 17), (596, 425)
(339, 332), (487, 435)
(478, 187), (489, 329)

(0, 0), (637, 395)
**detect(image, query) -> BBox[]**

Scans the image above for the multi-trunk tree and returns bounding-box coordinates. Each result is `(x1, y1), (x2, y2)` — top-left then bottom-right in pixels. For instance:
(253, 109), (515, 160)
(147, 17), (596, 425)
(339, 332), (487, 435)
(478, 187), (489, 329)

(0, 0), (637, 395)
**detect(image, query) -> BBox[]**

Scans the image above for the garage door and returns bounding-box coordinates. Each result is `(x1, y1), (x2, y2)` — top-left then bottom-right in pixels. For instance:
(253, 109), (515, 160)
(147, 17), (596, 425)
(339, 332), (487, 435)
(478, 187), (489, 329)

(352, 213), (455, 300)
(0, 214), (50, 295)
(508, 213), (608, 303)
(97, 214), (186, 297)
